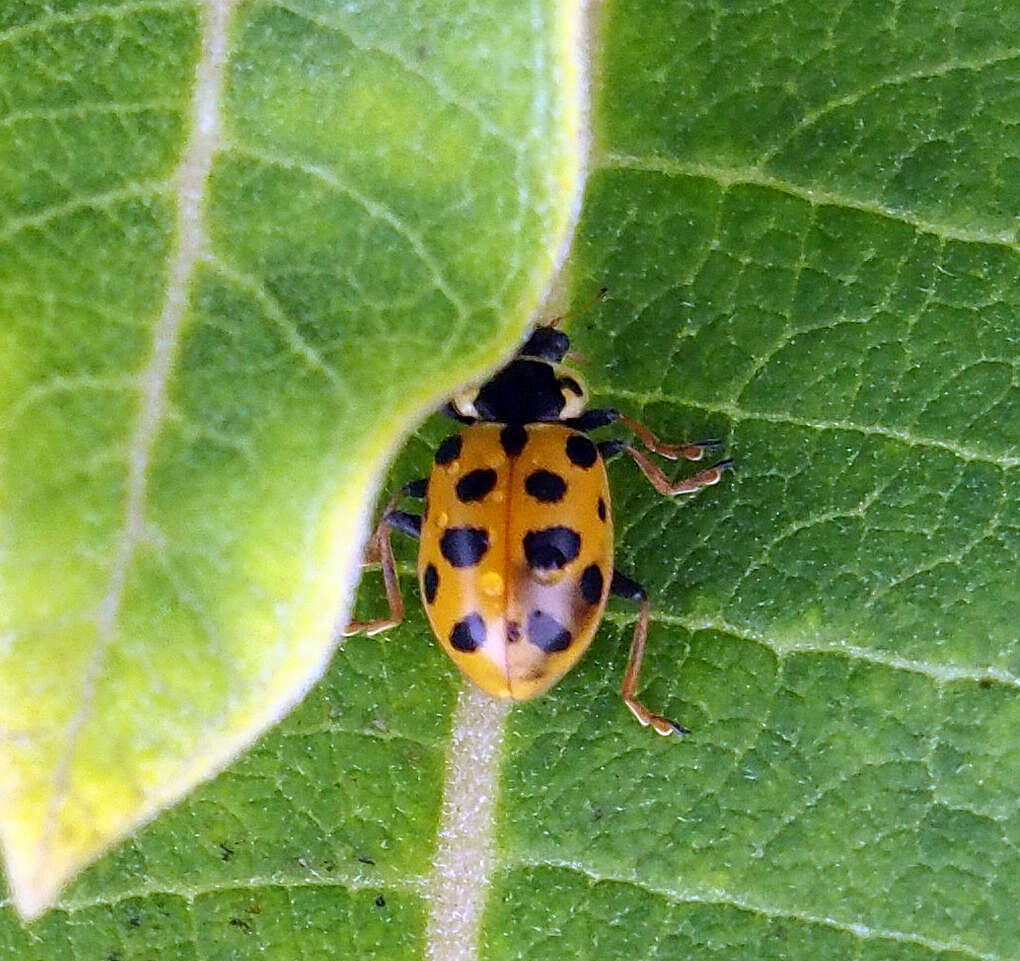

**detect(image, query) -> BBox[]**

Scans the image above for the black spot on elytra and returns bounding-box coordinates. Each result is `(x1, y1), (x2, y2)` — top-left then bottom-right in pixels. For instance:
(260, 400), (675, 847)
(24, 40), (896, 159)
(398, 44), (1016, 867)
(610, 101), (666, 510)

(423, 563), (439, 603)
(566, 434), (597, 468)
(597, 497), (607, 521)
(527, 610), (572, 652)
(455, 468), (497, 502)
(507, 620), (522, 643)
(525, 469), (566, 503)
(500, 423), (528, 457)
(450, 613), (486, 651)
(579, 564), (604, 605)
(435, 434), (462, 465)
(440, 527), (489, 567)
(523, 526), (581, 570)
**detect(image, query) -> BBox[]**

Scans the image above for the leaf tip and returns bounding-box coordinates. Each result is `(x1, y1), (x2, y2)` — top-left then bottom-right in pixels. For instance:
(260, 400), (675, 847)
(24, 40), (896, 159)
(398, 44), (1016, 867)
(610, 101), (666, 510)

(3, 850), (74, 922)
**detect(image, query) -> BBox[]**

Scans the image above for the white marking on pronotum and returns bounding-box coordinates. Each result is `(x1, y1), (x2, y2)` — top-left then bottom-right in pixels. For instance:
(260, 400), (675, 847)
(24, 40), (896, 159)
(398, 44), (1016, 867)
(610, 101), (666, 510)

(426, 687), (511, 961)
(24, 0), (239, 918)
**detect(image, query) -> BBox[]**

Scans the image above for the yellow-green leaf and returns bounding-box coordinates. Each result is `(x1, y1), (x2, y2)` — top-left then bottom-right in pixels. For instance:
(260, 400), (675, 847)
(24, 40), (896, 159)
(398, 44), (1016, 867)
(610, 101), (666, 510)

(0, 0), (584, 918)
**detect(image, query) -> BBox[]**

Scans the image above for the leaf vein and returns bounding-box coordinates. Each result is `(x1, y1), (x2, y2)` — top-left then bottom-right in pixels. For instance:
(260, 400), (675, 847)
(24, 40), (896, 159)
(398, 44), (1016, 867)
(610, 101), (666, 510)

(206, 256), (345, 390)
(266, 0), (518, 149)
(0, 0), (182, 47)
(601, 386), (1020, 467)
(0, 181), (170, 243)
(0, 100), (181, 128)
(626, 611), (1020, 689)
(226, 143), (470, 323)
(755, 47), (1020, 169)
(513, 859), (1005, 961)
(601, 152), (1020, 249)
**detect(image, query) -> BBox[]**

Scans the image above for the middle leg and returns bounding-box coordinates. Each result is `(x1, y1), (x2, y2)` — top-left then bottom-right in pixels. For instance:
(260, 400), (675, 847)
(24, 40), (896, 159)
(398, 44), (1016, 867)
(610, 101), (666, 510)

(343, 484), (424, 637)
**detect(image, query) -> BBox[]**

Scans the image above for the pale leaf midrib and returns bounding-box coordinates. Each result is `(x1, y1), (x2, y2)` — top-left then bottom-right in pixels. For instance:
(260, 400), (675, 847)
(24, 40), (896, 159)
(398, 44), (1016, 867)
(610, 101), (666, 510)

(32, 0), (239, 906)
(426, 688), (510, 961)
(423, 0), (592, 956)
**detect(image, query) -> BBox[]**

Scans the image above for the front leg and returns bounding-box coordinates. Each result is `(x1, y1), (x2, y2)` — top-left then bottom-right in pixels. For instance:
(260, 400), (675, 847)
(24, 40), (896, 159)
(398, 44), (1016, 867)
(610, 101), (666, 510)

(624, 447), (733, 496)
(586, 411), (732, 497)
(570, 408), (720, 462)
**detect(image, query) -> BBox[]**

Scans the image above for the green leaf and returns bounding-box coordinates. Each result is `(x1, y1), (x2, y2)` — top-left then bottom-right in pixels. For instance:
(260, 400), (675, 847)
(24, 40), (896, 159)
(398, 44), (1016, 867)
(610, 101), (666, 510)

(3, 1), (1018, 961)
(0, 0), (583, 918)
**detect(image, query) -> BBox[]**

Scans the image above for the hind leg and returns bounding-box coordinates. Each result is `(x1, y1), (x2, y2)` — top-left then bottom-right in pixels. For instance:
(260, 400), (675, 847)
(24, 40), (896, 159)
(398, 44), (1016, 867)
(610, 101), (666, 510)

(343, 484), (424, 636)
(611, 571), (688, 737)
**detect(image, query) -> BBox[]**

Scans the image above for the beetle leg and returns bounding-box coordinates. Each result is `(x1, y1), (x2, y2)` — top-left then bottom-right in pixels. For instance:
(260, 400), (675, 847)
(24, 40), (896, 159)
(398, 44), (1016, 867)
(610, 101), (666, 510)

(546, 285), (608, 329)
(402, 477), (428, 498)
(344, 492), (420, 637)
(616, 413), (720, 462)
(570, 409), (721, 464)
(565, 407), (618, 432)
(597, 438), (625, 460)
(611, 571), (688, 736)
(624, 445), (733, 496)
(386, 511), (423, 537)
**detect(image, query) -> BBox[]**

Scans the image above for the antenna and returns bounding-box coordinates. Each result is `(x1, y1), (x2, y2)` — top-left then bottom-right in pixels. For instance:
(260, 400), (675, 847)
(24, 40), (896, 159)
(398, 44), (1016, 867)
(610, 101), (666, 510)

(547, 286), (608, 329)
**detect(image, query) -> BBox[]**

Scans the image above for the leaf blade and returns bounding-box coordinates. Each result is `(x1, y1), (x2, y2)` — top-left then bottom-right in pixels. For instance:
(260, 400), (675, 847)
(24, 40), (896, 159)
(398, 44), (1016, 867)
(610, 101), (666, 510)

(0, 0), (585, 917)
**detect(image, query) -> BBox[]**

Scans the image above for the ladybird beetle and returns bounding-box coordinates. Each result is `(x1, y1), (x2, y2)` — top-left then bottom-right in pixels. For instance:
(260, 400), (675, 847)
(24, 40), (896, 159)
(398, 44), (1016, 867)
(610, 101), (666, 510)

(345, 312), (731, 735)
